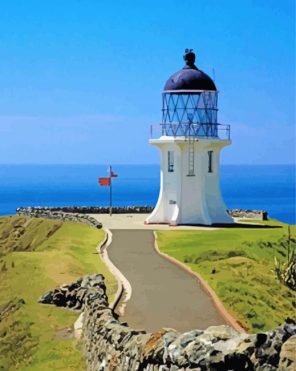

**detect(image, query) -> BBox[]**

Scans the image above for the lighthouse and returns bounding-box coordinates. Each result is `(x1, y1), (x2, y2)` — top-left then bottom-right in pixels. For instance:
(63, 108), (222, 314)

(146, 49), (233, 226)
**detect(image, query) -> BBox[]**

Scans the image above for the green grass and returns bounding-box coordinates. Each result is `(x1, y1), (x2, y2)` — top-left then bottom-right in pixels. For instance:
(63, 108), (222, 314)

(0, 216), (117, 371)
(157, 219), (296, 333)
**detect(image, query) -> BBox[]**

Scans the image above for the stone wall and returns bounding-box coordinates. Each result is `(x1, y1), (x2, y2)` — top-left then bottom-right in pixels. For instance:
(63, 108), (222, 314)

(16, 206), (154, 214)
(227, 209), (268, 221)
(16, 207), (102, 229)
(39, 274), (295, 371)
(17, 206), (269, 221)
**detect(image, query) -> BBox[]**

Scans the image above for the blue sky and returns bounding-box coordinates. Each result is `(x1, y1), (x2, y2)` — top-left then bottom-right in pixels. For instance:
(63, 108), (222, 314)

(0, 0), (294, 164)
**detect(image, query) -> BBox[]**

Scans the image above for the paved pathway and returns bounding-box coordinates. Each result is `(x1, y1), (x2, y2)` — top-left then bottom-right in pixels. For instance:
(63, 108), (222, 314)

(108, 229), (226, 333)
(92, 213), (221, 230)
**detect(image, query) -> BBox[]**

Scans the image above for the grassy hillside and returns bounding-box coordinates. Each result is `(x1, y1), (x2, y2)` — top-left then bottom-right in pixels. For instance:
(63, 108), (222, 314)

(157, 220), (295, 333)
(0, 215), (117, 371)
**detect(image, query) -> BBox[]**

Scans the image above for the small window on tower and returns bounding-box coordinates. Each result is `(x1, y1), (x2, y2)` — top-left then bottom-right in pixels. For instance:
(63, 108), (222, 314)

(168, 151), (174, 172)
(208, 151), (213, 173)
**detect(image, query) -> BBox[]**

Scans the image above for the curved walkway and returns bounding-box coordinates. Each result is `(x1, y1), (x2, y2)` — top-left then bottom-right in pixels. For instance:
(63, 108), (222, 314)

(108, 229), (226, 333)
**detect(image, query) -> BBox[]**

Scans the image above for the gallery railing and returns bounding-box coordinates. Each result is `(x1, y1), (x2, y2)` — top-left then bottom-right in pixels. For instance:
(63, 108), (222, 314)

(150, 123), (231, 140)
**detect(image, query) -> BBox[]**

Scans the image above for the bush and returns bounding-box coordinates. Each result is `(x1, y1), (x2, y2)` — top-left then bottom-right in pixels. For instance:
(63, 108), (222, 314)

(274, 226), (296, 291)
(227, 250), (246, 258)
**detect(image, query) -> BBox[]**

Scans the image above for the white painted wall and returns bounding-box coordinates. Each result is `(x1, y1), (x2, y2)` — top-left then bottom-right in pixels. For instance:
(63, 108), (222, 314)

(145, 136), (233, 225)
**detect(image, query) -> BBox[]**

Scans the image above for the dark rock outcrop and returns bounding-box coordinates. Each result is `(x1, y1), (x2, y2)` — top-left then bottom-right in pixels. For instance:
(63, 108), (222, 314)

(40, 274), (295, 371)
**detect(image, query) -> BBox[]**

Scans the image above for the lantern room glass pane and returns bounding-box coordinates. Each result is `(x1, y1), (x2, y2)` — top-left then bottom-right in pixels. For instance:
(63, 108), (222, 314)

(162, 92), (218, 125)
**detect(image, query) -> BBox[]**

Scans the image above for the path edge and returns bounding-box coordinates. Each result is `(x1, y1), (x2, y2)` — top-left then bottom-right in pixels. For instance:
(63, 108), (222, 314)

(98, 229), (132, 316)
(152, 231), (247, 334)
(74, 229), (133, 338)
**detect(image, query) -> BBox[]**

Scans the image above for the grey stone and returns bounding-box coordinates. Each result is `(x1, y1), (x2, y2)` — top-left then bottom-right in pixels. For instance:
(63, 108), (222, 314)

(38, 274), (295, 371)
(278, 335), (296, 370)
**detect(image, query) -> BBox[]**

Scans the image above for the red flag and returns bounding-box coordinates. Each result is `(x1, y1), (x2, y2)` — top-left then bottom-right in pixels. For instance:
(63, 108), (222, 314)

(98, 177), (111, 186)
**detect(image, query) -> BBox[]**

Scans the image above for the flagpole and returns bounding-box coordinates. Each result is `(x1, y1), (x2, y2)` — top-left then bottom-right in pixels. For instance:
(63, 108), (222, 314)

(109, 165), (112, 216)
(98, 166), (117, 216)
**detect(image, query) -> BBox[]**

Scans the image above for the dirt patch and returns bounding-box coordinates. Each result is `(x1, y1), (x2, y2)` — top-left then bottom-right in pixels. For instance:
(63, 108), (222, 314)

(46, 260), (81, 286)
(0, 217), (63, 257)
(56, 327), (74, 339)
(0, 297), (25, 321)
(46, 222), (62, 238)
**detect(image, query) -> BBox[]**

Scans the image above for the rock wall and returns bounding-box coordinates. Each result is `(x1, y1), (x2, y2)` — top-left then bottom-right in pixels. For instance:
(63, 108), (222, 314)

(227, 209), (268, 221)
(16, 207), (102, 229)
(17, 206), (269, 221)
(16, 206), (154, 215)
(40, 274), (295, 371)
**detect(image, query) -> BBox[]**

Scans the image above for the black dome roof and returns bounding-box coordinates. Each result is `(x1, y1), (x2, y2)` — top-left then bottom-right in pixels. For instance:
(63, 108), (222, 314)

(164, 49), (216, 92)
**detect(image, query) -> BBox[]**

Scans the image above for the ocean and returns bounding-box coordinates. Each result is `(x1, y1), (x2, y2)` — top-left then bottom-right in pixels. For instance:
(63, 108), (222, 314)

(0, 164), (295, 224)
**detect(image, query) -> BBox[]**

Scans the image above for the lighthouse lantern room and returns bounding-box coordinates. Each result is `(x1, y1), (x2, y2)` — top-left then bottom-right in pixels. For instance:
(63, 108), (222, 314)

(146, 49), (233, 225)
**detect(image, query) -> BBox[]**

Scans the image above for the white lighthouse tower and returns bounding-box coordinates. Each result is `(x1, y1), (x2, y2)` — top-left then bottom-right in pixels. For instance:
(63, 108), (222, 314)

(146, 49), (233, 226)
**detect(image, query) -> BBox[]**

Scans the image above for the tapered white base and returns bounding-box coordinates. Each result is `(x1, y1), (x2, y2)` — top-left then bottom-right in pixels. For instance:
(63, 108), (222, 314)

(145, 136), (233, 226)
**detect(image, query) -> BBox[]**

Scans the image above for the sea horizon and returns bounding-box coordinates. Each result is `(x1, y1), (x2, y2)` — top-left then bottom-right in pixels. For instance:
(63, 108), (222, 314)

(0, 163), (295, 166)
(0, 164), (295, 224)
